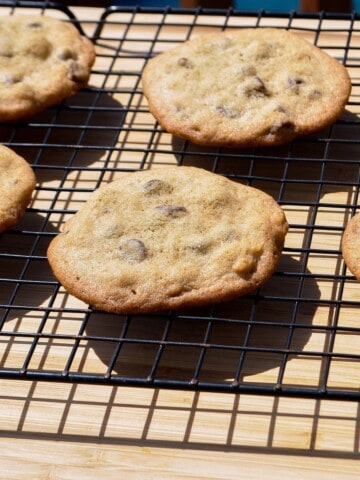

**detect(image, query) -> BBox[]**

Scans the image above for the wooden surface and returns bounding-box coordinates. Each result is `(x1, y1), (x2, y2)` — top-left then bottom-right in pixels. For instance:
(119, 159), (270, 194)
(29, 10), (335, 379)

(0, 5), (360, 479)
(1, 380), (360, 479)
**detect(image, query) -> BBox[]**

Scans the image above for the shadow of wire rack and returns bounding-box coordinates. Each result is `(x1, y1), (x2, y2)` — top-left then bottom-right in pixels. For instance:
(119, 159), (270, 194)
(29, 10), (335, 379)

(0, 1), (360, 400)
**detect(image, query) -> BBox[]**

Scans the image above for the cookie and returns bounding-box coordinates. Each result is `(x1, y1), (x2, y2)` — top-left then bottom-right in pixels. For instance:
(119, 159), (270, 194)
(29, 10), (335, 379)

(0, 145), (36, 233)
(0, 15), (95, 122)
(142, 28), (351, 147)
(47, 166), (288, 314)
(342, 213), (360, 279)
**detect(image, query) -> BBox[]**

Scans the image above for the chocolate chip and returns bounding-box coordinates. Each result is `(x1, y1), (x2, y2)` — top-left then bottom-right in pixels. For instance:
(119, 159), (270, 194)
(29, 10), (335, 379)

(187, 241), (211, 254)
(216, 105), (241, 119)
(31, 40), (52, 60)
(177, 57), (192, 69)
(244, 76), (269, 97)
(0, 51), (13, 58)
(67, 60), (88, 82)
(238, 64), (257, 77)
(102, 224), (124, 239)
(155, 205), (187, 217)
(287, 77), (304, 87)
(57, 47), (77, 61)
(27, 21), (43, 28)
(286, 77), (305, 94)
(309, 89), (322, 99)
(142, 179), (173, 195)
(254, 76), (266, 89)
(275, 104), (286, 113)
(118, 238), (147, 264)
(2, 74), (22, 85)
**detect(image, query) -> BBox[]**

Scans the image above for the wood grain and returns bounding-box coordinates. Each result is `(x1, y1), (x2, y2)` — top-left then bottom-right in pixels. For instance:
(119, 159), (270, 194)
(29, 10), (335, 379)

(0, 6), (359, 479)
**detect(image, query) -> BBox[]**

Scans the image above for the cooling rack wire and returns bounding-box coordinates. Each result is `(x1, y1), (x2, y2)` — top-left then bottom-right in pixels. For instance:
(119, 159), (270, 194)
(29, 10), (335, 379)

(0, 1), (359, 400)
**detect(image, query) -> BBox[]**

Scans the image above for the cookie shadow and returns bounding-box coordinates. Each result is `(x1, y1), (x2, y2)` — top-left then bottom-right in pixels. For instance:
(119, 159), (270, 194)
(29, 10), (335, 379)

(84, 255), (322, 386)
(0, 212), (58, 323)
(0, 88), (125, 183)
(171, 109), (359, 209)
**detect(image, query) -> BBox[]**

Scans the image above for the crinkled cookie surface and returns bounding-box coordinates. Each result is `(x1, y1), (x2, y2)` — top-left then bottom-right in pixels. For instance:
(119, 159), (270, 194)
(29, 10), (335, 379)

(342, 213), (360, 280)
(0, 15), (95, 121)
(0, 145), (36, 233)
(142, 28), (351, 147)
(47, 166), (288, 314)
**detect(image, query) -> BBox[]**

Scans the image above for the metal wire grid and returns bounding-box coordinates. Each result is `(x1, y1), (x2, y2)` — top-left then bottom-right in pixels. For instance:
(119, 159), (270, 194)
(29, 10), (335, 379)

(0, 2), (360, 399)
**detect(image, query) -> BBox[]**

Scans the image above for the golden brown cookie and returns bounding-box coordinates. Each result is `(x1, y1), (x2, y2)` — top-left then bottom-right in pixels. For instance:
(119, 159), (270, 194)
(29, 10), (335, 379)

(0, 15), (95, 122)
(47, 166), (288, 314)
(142, 28), (351, 147)
(342, 213), (360, 279)
(0, 145), (36, 233)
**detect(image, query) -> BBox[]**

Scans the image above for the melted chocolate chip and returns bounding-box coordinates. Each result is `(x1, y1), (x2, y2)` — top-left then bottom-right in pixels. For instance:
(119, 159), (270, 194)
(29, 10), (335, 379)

(238, 64), (257, 77)
(31, 40), (52, 60)
(275, 104), (286, 113)
(287, 77), (304, 87)
(2, 74), (22, 85)
(27, 21), (43, 29)
(142, 179), (173, 195)
(118, 238), (147, 264)
(216, 105), (241, 119)
(286, 77), (305, 94)
(177, 57), (192, 69)
(155, 205), (187, 217)
(309, 89), (322, 99)
(67, 61), (88, 82)
(187, 241), (211, 254)
(57, 47), (77, 61)
(254, 76), (266, 89)
(0, 51), (13, 58)
(244, 76), (269, 97)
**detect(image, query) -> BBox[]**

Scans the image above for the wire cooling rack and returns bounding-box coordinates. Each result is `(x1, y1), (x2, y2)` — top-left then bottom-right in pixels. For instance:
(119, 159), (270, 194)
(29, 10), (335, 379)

(0, 1), (360, 400)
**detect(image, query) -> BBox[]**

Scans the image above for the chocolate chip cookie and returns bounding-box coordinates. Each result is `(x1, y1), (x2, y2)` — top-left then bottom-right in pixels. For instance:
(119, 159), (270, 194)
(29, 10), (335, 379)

(342, 213), (360, 280)
(47, 166), (288, 314)
(0, 15), (95, 122)
(142, 28), (351, 147)
(0, 145), (36, 233)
